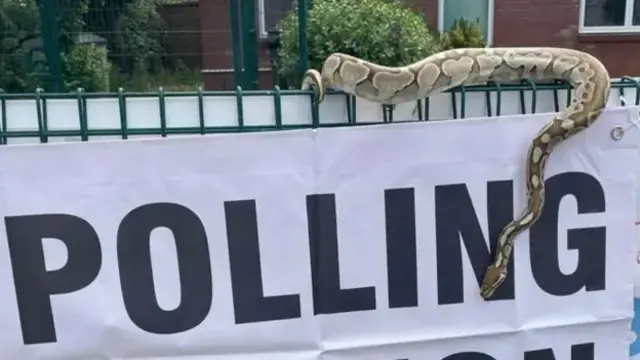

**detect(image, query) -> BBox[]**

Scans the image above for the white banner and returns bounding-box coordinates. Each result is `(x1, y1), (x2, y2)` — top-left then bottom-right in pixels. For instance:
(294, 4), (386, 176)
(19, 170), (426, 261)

(0, 108), (637, 359)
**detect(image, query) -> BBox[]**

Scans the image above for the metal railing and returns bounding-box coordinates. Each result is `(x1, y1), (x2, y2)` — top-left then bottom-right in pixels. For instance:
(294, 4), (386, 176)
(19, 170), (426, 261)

(0, 77), (639, 144)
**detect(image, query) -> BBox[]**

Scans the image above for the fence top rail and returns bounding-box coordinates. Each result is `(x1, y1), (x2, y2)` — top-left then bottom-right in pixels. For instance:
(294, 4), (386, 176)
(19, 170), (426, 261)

(1, 75), (639, 145)
(1, 77), (640, 100)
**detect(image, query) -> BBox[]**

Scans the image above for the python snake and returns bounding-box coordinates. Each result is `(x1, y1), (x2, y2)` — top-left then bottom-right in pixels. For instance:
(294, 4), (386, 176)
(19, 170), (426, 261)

(301, 47), (611, 300)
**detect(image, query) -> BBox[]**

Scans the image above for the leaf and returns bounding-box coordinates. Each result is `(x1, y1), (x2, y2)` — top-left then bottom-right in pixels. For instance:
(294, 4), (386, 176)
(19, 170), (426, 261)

(439, 17), (487, 51)
(277, 0), (440, 88)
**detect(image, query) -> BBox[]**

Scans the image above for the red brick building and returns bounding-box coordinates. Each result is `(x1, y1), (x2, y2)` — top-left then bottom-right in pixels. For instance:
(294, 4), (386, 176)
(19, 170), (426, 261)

(200, 0), (640, 90)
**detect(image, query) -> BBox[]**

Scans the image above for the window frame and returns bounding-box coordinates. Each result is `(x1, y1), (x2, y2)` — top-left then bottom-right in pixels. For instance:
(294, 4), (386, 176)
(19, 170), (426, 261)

(579, 0), (640, 33)
(257, 0), (268, 38)
(257, 0), (293, 39)
(437, 0), (495, 46)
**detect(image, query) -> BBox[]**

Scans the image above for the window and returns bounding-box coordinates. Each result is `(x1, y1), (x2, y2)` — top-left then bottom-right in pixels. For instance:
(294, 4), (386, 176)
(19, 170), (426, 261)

(257, 0), (295, 38)
(580, 0), (640, 33)
(438, 0), (494, 45)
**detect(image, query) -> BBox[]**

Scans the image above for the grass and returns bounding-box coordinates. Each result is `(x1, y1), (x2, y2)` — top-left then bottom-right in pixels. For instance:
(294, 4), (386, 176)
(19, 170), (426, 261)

(108, 66), (204, 92)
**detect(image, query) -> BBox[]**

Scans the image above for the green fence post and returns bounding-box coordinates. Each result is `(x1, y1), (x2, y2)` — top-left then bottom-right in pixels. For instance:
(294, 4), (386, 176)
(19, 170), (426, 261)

(240, 0), (259, 90)
(298, 0), (309, 75)
(38, 0), (63, 92)
(228, 0), (244, 89)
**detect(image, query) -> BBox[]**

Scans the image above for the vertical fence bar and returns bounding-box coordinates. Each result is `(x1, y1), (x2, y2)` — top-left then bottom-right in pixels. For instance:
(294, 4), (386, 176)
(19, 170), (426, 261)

(197, 87), (206, 135)
(416, 100), (423, 120)
(35, 88), (46, 143)
(38, 0), (63, 92)
(273, 86), (283, 129)
(485, 85), (493, 117)
(298, 0), (309, 76)
(241, 0), (259, 89)
(76, 88), (88, 141)
(41, 97), (49, 141)
(423, 98), (430, 120)
(523, 80), (537, 113)
(235, 86), (245, 130)
(459, 87), (466, 118)
(450, 92), (458, 119)
(518, 82), (527, 114)
(552, 81), (561, 112)
(118, 88), (129, 140)
(495, 83), (502, 116)
(228, 0), (244, 89)
(158, 88), (167, 137)
(0, 92), (6, 144)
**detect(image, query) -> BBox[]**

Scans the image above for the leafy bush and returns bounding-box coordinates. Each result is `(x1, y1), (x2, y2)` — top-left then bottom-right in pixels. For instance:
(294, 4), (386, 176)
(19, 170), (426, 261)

(0, 0), (41, 92)
(277, 0), (441, 88)
(61, 43), (112, 92)
(0, 0), (108, 92)
(439, 18), (486, 50)
(0, 0), (179, 93)
(114, 0), (166, 74)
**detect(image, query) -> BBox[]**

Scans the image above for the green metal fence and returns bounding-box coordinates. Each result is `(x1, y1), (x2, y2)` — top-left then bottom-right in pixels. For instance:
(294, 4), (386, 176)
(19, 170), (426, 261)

(1, 0), (203, 93)
(2, 0), (640, 145)
(0, 0), (304, 93)
(0, 77), (639, 144)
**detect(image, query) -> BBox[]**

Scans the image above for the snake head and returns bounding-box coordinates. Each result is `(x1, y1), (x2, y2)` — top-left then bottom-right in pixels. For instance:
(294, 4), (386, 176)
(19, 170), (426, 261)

(480, 264), (507, 300)
(301, 69), (325, 104)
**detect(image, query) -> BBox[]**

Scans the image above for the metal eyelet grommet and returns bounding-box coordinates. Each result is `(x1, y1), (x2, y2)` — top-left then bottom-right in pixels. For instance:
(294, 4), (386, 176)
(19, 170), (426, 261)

(611, 125), (625, 141)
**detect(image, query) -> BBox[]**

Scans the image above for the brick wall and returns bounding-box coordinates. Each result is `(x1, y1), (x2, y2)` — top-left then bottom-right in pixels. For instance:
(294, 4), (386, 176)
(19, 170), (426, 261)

(158, 2), (202, 69)
(201, 0), (640, 90)
(494, 0), (640, 78)
(405, 0), (438, 27)
(578, 36), (640, 77)
(198, 0), (275, 90)
(199, 0), (233, 89)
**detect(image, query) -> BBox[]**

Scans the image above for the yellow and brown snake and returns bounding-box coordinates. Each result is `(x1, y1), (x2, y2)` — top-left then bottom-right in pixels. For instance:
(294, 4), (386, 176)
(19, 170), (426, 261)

(301, 47), (611, 300)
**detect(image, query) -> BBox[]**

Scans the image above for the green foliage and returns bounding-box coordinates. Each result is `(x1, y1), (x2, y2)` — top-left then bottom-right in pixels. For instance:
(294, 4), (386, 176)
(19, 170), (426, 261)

(57, 0), (90, 47)
(0, 0), (41, 91)
(0, 0), (179, 92)
(114, 0), (166, 74)
(109, 61), (203, 92)
(439, 18), (486, 50)
(61, 43), (111, 92)
(0, 0), (38, 32)
(277, 0), (441, 88)
(0, 0), (96, 92)
(83, 0), (128, 35)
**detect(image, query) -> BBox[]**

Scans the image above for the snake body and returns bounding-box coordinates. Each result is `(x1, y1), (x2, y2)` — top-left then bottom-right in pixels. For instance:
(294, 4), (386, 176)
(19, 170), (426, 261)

(302, 47), (611, 300)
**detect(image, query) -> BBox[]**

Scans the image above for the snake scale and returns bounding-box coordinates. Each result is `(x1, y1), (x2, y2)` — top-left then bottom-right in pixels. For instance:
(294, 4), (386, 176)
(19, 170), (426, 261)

(301, 47), (611, 300)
